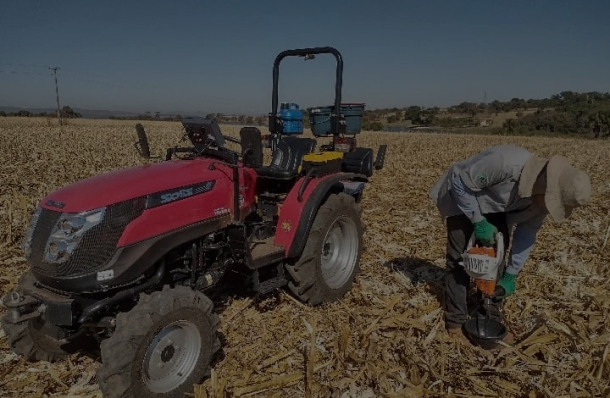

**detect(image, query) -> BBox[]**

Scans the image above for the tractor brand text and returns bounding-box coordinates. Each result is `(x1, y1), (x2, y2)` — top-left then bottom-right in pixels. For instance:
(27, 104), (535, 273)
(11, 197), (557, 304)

(160, 188), (194, 204)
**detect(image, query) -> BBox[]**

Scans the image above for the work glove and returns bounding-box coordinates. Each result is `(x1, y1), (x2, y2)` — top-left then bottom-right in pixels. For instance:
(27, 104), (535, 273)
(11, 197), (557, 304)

(494, 273), (517, 299)
(472, 218), (498, 246)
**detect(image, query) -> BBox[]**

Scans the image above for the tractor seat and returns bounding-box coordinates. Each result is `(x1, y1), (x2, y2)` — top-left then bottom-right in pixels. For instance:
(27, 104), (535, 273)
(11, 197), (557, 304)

(256, 136), (317, 180)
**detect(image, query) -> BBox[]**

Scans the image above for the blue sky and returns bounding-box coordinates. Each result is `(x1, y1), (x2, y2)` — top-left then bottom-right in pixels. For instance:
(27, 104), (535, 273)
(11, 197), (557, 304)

(1, 0), (609, 115)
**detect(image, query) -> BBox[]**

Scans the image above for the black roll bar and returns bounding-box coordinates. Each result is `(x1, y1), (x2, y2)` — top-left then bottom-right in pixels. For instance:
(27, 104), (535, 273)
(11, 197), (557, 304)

(269, 46), (344, 136)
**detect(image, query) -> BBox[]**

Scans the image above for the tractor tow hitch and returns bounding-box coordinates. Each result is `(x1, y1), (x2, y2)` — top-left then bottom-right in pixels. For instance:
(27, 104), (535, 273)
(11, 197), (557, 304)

(1, 292), (44, 324)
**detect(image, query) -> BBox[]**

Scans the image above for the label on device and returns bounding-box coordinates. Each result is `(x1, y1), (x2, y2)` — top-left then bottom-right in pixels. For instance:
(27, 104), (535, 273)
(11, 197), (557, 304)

(97, 269), (114, 281)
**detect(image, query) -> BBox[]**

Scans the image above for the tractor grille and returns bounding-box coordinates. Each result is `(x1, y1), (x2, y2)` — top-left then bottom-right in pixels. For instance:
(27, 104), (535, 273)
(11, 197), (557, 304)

(29, 197), (146, 277)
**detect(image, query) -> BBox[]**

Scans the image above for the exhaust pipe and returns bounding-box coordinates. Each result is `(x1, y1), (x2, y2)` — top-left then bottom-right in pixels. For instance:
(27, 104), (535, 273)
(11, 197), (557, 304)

(78, 262), (165, 324)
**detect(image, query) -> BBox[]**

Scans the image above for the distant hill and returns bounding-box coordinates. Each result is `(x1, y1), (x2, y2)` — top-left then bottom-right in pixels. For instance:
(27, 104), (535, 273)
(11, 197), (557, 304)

(0, 106), (208, 119)
(0, 106), (136, 119)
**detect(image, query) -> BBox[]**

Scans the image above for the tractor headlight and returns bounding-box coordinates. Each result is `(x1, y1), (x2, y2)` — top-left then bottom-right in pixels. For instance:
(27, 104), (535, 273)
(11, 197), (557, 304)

(21, 206), (43, 257)
(44, 207), (106, 263)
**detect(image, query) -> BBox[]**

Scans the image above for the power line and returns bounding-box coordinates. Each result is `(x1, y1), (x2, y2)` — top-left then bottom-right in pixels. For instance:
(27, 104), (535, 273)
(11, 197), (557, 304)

(0, 63), (245, 114)
(0, 69), (50, 76)
(49, 66), (62, 125)
(0, 63), (169, 92)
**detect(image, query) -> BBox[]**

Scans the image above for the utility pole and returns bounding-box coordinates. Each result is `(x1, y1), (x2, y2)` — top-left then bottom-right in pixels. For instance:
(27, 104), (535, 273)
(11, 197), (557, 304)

(49, 66), (62, 125)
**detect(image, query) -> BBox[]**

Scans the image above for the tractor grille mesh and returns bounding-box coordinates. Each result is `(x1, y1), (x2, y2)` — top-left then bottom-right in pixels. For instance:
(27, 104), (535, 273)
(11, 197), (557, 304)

(29, 198), (146, 277)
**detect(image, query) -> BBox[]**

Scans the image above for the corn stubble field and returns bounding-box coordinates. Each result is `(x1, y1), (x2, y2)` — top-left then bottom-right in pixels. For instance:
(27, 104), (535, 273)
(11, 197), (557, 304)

(0, 117), (609, 398)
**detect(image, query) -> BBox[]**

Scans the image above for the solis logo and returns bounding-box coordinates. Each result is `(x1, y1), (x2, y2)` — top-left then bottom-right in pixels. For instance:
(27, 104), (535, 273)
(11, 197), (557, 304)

(146, 181), (215, 210)
(160, 188), (194, 204)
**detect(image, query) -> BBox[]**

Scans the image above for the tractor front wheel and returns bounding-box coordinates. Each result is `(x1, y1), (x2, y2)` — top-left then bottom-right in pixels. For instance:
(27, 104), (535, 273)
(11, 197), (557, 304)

(2, 317), (83, 362)
(96, 285), (220, 398)
(285, 193), (363, 305)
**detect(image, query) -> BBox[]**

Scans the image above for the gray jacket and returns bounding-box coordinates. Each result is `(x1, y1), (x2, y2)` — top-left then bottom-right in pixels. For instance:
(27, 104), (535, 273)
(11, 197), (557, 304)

(429, 145), (548, 274)
(430, 145), (535, 217)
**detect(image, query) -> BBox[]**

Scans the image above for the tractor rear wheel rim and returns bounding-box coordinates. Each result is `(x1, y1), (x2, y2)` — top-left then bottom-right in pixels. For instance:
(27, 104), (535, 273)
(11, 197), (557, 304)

(321, 215), (359, 289)
(142, 320), (201, 393)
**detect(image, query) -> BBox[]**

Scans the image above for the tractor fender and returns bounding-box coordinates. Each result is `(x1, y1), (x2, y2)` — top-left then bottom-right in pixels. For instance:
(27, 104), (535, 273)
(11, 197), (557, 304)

(274, 172), (368, 258)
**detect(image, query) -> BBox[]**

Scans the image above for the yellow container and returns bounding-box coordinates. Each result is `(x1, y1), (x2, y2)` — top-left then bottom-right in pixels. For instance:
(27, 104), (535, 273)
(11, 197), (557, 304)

(302, 151), (344, 163)
(302, 151), (344, 176)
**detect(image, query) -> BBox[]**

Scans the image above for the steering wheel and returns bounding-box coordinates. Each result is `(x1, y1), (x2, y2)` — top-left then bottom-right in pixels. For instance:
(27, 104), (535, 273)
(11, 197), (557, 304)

(197, 148), (239, 164)
(196, 136), (242, 165)
(182, 123), (244, 165)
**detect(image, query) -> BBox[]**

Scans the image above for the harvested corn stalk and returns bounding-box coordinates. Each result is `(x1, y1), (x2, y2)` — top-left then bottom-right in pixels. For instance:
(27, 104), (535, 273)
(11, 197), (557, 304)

(0, 119), (608, 398)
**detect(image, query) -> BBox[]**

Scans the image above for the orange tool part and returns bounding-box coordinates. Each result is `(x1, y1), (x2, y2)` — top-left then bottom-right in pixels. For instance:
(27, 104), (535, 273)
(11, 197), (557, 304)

(468, 246), (498, 295)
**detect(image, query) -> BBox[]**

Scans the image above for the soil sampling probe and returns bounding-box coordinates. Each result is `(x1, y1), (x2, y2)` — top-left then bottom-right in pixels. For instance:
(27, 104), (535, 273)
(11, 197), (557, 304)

(461, 232), (508, 349)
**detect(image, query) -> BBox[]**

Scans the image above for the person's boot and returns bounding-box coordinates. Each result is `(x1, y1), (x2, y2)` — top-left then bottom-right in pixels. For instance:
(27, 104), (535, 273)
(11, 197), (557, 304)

(446, 327), (471, 345)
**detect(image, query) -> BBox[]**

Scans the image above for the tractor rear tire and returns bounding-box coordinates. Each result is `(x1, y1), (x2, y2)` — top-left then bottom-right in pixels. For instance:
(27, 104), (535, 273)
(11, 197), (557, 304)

(285, 193), (363, 305)
(96, 285), (220, 398)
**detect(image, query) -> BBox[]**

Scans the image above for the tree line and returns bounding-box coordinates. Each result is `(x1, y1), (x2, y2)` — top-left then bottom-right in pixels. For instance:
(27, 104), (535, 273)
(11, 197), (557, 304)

(3, 91), (610, 136)
(501, 92), (610, 136)
(360, 91), (610, 135)
(0, 106), (82, 119)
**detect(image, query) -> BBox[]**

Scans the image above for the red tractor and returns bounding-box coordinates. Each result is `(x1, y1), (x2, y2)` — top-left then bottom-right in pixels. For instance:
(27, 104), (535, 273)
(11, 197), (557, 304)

(1, 47), (386, 398)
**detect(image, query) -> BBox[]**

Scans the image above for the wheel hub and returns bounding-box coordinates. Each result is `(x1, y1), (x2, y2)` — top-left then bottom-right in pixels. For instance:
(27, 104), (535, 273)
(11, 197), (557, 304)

(320, 215), (359, 289)
(142, 320), (201, 393)
(160, 345), (175, 363)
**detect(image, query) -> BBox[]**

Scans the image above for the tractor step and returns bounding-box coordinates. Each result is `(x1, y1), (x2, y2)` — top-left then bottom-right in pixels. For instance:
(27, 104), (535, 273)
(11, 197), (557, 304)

(248, 236), (285, 269)
(251, 263), (287, 295)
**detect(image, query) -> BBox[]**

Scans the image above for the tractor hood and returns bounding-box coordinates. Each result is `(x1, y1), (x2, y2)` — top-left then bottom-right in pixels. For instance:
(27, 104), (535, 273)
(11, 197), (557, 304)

(41, 158), (224, 213)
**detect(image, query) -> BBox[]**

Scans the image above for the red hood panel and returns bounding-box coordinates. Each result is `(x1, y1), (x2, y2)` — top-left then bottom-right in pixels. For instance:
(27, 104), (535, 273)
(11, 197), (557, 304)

(42, 159), (226, 213)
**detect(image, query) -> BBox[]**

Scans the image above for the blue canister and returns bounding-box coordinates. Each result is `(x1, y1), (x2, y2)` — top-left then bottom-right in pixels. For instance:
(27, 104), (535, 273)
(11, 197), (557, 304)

(279, 102), (304, 134)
